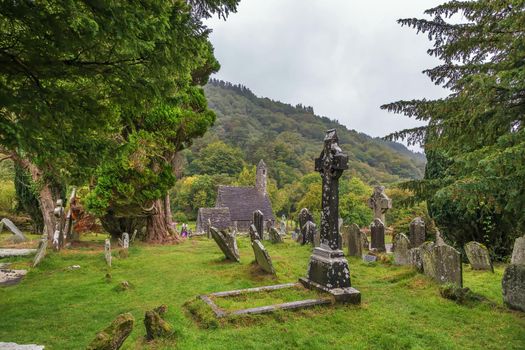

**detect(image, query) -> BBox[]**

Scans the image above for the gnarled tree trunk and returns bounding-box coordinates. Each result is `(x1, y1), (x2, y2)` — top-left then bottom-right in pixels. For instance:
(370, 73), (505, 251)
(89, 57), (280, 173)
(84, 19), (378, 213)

(146, 198), (179, 243)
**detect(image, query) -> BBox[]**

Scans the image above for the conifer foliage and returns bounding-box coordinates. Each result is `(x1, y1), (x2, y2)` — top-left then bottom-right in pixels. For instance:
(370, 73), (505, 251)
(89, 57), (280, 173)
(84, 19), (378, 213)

(382, 1), (525, 257)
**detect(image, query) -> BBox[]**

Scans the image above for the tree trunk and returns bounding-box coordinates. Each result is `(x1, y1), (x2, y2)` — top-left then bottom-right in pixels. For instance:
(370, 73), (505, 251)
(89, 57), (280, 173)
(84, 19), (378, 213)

(164, 193), (173, 227)
(146, 198), (179, 243)
(19, 160), (55, 240)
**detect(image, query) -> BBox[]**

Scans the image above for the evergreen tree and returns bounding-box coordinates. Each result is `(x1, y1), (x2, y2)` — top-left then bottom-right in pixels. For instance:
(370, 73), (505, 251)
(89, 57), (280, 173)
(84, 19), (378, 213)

(382, 0), (525, 257)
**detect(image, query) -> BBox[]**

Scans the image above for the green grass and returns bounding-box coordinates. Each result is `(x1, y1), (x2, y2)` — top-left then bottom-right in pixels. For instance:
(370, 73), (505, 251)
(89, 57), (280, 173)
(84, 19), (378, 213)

(0, 236), (524, 350)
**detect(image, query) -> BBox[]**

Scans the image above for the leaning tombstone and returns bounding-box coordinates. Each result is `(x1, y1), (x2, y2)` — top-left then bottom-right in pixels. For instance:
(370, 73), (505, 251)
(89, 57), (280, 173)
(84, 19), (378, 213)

(104, 239), (112, 267)
(130, 229), (138, 243)
(393, 233), (411, 265)
(268, 227), (283, 243)
(367, 185), (392, 226)
(210, 227), (240, 262)
(511, 235), (525, 265)
(370, 218), (386, 252)
(144, 305), (174, 341)
(52, 199), (65, 251)
(409, 217), (426, 248)
(249, 224), (260, 242)
(251, 239), (276, 274)
(1, 218), (27, 243)
(253, 210), (264, 240)
(86, 313), (134, 350)
(347, 224), (363, 257)
(465, 241), (493, 272)
(32, 234), (48, 267)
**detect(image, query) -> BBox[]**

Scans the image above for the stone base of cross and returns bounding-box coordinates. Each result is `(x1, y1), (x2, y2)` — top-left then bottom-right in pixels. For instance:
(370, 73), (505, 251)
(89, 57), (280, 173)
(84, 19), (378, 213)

(299, 244), (361, 304)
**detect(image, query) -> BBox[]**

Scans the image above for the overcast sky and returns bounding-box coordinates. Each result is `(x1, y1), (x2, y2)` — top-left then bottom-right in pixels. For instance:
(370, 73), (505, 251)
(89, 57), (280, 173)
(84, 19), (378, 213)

(206, 1), (449, 149)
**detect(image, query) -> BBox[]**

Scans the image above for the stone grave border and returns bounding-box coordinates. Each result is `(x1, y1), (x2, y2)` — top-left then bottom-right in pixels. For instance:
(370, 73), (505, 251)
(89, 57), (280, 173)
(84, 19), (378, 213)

(199, 282), (332, 318)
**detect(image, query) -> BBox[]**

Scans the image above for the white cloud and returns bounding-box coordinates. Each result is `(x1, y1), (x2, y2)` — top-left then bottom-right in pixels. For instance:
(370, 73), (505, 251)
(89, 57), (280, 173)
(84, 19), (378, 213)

(206, 0), (449, 145)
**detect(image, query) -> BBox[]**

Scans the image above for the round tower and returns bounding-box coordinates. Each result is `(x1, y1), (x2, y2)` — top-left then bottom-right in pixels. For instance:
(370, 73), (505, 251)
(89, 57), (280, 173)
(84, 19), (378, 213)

(256, 159), (267, 195)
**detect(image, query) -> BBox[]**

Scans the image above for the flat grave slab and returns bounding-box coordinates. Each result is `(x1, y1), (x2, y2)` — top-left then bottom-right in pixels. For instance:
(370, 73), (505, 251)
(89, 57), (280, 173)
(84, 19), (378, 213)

(0, 249), (37, 258)
(0, 269), (27, 286)
(199, 283), (332, 318)
(0, 342), (44, 350)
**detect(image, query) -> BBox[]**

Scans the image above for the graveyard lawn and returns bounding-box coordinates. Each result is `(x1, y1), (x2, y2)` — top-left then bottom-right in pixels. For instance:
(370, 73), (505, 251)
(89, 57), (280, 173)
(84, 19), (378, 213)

(0, 236), (524, 350)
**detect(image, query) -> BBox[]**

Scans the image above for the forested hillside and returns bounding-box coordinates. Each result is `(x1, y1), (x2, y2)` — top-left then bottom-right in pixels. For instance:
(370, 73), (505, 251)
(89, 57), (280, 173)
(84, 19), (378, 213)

(193, 79), (425, 185)
(169, 79), (427, 223)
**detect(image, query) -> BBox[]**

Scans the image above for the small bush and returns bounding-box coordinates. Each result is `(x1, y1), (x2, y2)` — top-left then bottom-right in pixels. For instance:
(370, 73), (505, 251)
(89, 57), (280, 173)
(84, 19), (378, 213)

(173, 211), (188, 223)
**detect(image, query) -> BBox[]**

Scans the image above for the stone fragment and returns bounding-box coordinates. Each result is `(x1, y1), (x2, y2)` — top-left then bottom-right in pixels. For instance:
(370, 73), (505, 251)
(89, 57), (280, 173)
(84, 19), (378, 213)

(0, 249), (37, 258)
(0, 218), (27, 243)
(409, 217), (426, 248)
(370, 218), (386, 252)
(32, 235), (48, 267)
(144, 307), (173, 341)
(346, 224), (363, 257)
(502, 264), (525, 312)
(268, 227), (283, 243)
(0, 343), (44, 350)
(367, 186), (392, 225)
(363, 254), (377, 263)
(210, 227), (240, 262)
(86, 313), (135, 350)
(251, 239), (275, 274)
(104, 239), (112, 267)
(465, 241), (493, 271)
(298, 208), (313, 244)
(0, 269), (27, 286)
(253, 210), (264, 240)
(393, 233), (410, 265)
(511, 235), (525, 265)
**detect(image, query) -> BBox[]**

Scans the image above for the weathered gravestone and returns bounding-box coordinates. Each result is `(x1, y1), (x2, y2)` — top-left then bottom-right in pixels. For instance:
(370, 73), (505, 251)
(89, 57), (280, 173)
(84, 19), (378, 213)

(304, 221), (317, 246)
(130, 229), (138, 243)
(435, 229), (446, 246)
(210, 227), (240, 262)
(420, 241), (437, 278)
(63, 187), (77, 241)
(299, 129), (360, 304)
(370, 218), (386, 252)
(32, 234), (48, 267)
(393, 233), (410, 265)
(511, 235), (525, 265)
(122, 232), (129, 249)
(409, 247), (423, 272)
(104, 239), (112, 267)
(291, 228), (299, 242)
(367, 185), (392, 226)
(465, 241), (493, 271)
(298, 208), (313, 244)
(54, 199), (65, 250)
(280, 214), (287, 235)
(0, 248), (36, 258)
(424, 243), (463, 287)
(409, 217), (426, 248)
(251, 239), (276, 274)
(0, 218), (27, 243)
(346, 224), (363, 257)
(144, 305), (174, 341)
(253, 210), (264, 240)
(502, 264), (525, 312)
(363, 254), (377, 263)
(268, 227), (283, 243)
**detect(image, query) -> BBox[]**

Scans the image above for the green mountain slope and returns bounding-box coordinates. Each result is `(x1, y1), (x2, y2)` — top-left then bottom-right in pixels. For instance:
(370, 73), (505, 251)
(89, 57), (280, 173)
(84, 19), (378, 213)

(197, 79), (425, 186)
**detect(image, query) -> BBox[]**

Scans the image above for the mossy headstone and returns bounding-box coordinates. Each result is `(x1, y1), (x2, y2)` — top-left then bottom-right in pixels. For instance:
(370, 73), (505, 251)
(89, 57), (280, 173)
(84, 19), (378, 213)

(393, 233), (410, 265)
(86, 313), (134, 350)
(465, 241), (493, 272)
(144, 305), (174, 341)
(502, 264), (525, 312)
